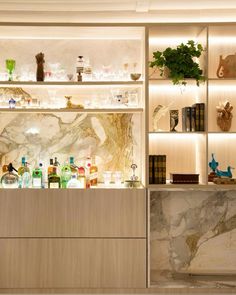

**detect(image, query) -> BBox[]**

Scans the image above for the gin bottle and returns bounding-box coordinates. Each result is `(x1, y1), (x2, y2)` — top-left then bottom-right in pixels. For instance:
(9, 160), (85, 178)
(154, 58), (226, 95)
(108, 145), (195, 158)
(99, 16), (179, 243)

(32, 166), (43, 188)
(61, 162), (72, 188)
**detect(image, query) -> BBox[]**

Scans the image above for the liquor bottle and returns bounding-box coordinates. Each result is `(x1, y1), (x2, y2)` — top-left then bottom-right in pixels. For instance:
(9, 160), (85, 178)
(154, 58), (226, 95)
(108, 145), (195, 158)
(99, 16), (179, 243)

(78, 165), (86, 188)
(1, 163), (19, 188)
(32, 166), (43, 188)
(85, 156), (91, 188)
(48, 166), (60, 188)
(47, 158), (54, 176)
(39, 162), (45, 188)
(69, 156), (78, 176)
(18, 157), (30, 188)
(90, 157), (98, 186)
(67, 174), (81, 188)
(60, 162), (72, 188)
(76, 56), (84, 81)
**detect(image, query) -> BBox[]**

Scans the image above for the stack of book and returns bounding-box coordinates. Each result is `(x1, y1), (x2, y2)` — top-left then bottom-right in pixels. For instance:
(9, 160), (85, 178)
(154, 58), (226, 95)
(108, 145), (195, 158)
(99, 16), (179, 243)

(182, 103), (205, 132)
(170, 173), (199, 184)
(149, 155), (166, 184)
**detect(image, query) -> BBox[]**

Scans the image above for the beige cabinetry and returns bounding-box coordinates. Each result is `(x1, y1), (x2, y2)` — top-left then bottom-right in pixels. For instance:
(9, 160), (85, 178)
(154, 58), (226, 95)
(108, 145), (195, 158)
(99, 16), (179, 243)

(0, 189), (146, 288)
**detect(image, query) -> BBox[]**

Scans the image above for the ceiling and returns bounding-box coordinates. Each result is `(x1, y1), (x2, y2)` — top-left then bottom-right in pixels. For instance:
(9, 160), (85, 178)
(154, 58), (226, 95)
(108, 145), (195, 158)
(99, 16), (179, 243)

(0, 0), (235, 23)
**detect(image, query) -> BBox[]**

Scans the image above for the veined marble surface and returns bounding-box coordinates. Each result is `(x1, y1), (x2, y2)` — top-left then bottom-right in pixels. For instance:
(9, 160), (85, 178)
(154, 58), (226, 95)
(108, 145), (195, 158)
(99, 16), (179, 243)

(150, 190), (236, 288)
(0, 112), (141, 181)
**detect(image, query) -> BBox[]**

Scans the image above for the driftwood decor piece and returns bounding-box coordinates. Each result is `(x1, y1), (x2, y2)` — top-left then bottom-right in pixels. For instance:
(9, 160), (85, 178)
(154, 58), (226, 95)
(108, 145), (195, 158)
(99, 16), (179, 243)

(216, 101), (233, 131)
(35, 52), (45, 81)
(216, 54), (236, 78)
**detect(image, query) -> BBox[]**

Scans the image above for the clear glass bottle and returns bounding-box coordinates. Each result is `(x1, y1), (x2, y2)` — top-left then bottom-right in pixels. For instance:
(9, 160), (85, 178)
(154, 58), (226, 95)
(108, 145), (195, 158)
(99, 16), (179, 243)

(67, 174), (81, 188)
(1, 163), (19, 188)
(18, 157), (30, 188)
(61, 162), (72, 188)
(32, 166), (43, 188)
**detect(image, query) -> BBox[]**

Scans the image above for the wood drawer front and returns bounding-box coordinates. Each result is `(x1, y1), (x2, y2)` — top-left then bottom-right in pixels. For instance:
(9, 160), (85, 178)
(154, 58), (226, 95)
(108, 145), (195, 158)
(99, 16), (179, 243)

(0, 188), (146, 238)
(0, 238), (146, 288)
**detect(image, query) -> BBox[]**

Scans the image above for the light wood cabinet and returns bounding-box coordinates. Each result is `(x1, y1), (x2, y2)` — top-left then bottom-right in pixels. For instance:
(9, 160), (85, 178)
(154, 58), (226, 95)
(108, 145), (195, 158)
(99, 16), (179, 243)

(0, 238), (146, 288)
(0, 189), (146, 238)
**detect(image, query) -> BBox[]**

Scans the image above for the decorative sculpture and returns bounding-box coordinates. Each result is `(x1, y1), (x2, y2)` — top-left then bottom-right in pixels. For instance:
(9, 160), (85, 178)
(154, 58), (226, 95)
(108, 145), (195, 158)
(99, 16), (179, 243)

(208, 153), (219, 182)
(216, 54), (236, 78)
(153, 104), (169, 131)
(216, 101), (233, 131)
(170, 110), (179, 132)
(35, 52), (45, 81)
(216, 166), (234, 178)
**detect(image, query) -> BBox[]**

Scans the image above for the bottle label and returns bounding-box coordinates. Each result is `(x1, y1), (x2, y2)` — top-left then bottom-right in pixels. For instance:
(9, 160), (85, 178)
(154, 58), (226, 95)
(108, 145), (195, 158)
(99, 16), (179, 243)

(33, 178), (41, 188)
(49, 182), (59, 188)
(90, 172), (98, 180)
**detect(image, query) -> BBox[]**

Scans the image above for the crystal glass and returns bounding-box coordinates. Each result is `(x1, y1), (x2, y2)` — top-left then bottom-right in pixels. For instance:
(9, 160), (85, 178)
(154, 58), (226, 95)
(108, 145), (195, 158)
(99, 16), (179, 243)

(6, 59), (16, 81)
(103, 171), (112, 185)
(113, 171), (122, 185)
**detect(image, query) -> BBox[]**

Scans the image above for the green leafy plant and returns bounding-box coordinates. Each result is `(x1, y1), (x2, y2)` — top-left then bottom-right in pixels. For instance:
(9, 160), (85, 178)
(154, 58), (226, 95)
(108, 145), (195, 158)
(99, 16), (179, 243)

(149, 40), (205, 86)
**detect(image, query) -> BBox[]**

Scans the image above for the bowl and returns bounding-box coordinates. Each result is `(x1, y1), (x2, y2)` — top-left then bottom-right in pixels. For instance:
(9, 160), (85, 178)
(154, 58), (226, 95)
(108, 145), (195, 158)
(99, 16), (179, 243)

(130, 73), (141, 81)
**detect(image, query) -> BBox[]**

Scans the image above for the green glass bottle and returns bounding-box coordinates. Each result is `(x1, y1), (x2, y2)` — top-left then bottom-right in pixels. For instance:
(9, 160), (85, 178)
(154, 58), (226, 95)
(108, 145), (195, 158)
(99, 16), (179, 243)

(48, 166), (61, 188)
(61, 163), (72, 188)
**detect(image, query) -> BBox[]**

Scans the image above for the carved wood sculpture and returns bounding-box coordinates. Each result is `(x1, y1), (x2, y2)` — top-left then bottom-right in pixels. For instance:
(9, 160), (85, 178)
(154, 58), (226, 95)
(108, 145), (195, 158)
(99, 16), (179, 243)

(216, 101), (233, 131)
(35, 52), (45, 81)
(216, 54), (236, 78)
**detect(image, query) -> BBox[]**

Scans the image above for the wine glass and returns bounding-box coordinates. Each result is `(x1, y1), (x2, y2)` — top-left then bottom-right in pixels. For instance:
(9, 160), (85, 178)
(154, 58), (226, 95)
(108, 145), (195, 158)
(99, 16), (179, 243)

(6, 59), (16, 81)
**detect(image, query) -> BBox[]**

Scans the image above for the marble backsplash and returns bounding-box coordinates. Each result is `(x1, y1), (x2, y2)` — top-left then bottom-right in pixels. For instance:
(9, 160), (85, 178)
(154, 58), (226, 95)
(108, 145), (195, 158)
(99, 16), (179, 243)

(0, 112), (141, 181)
(150, 190), (236, 282)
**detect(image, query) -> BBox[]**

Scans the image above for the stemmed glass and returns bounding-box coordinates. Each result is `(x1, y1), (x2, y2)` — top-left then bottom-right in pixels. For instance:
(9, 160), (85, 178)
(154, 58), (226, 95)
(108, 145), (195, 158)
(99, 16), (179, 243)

(6, 59), (16, 81)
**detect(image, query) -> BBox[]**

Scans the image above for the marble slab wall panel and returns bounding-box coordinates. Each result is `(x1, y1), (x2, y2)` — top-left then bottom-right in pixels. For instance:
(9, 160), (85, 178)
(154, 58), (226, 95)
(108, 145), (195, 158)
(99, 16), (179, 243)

(0, 112), (142, 181)
(150, 190), (236, 281)
(0, 39), (142, 79)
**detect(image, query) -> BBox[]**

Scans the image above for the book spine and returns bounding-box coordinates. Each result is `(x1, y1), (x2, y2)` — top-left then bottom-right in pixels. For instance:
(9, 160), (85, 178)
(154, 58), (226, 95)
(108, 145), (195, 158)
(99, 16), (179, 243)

(182, 107), (186, 132)
(199, 103), (205, 131)
(161, 155), (166, 184)
(149, 155), (154, 184)
(153, 155), (162, 184)
(191, 106), (196, 132)
(185, 107), (191, 132)
(192, 103), (200, 131)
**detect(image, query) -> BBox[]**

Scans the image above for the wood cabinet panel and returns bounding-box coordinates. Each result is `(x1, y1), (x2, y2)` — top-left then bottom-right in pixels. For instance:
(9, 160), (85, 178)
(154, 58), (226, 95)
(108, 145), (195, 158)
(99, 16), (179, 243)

(0, 189), (146, 238)
(0, 238), (146, 288)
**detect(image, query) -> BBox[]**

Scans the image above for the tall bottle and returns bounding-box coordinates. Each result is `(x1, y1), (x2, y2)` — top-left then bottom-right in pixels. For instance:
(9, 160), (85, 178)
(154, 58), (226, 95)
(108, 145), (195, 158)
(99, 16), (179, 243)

(76, 56), (84, 81)
(69, 156), (78, 176)
(78, 165), (86, 188)
(48, 158), (60, 188)
(32, 165), (43, 188)
(90, 157), (98, 187)
(18, 157), (30, 188)
(61, 162), (72, 188)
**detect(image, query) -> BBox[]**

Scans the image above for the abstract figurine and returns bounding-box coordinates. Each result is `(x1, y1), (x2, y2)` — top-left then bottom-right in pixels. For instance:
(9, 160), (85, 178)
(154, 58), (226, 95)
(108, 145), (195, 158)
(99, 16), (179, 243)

(170, 110), (179, 132)
(209, 153), (219, 173)
(216, 101), (233, 131)
(216, 166), (234, 178)
(35, 52), (45, 81)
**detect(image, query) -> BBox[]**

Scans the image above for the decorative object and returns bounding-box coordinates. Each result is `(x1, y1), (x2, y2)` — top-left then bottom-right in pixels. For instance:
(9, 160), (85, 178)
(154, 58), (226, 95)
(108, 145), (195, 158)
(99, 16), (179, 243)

(130, 73), (141, 81)
(6, 59), (16, 81)
(124, 163), (141, 188)
(149, 40), (205, 86)
(103, 171), (112, 185)
(8, 97), (16, 108)
(208, 153), (219, 182)
(170, 110), (179, 132)
(213, 177), (236, 184)
(65, 96), (84, 109)
(216, 53), (236, 78)
(216, 101), (233, 131)
(216, 166), (234, 178)
(35, 52), (45, 81)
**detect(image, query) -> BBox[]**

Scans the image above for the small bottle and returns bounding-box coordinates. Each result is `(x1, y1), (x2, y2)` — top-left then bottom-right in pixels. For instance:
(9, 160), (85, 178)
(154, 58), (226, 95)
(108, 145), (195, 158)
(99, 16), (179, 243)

(76, 56), (84, 74)
(67, 174), (81, 188)
(78, 165), (86, 188)
(90, 157), (98, 187)
(61, 162), (72, 188)
(9, 97), (16, 109)
(1, 163), (19, 188)
(32, 166), (43, 188)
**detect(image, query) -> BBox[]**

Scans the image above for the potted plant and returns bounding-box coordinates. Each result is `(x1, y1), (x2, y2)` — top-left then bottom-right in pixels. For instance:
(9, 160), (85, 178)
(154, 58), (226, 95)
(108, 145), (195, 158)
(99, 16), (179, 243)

(149, 40), (205, 86)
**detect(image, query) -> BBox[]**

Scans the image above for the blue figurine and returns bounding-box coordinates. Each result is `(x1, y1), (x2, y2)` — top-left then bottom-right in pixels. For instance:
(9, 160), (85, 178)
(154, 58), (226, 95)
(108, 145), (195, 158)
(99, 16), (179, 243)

(209, 153), (219, 172)
(216, 166), (234, 178)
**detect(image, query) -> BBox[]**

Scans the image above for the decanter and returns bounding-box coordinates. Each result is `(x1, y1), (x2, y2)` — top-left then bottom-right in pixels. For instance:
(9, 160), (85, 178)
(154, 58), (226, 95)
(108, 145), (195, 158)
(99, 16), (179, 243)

(1, 163), (19, 188)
